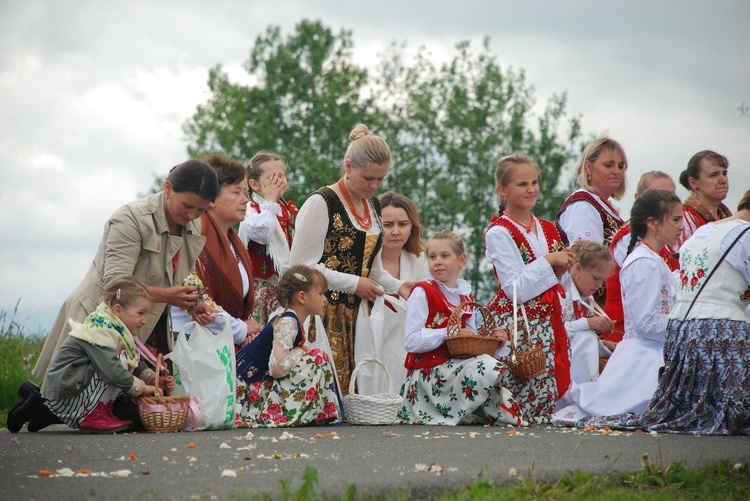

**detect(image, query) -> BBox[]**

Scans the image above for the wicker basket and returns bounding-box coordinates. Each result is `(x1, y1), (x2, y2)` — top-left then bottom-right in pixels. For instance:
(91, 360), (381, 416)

(343, 357), (402, 425)
(445, 301), (500, 358)
(506, 283), (546, 382)
(137, 354), (190, 433)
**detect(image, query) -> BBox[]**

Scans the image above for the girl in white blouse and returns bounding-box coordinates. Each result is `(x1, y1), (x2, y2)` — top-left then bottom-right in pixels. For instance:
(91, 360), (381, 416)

(553, 190), (684, 426)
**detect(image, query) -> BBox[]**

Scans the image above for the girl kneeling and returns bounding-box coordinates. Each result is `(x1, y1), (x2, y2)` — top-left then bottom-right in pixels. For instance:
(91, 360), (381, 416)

(43, 276), (171, 433)
(398, 231), (526, 426)
(235, 265), (342, 427)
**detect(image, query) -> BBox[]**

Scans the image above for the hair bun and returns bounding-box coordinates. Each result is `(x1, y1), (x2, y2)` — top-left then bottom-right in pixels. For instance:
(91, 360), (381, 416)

(349, 123), (371, 141)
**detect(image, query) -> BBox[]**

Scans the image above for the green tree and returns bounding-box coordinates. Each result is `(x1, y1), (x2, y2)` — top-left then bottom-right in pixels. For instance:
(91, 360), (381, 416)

(374, 38), (582, 300)
(183, 19), (379, 203)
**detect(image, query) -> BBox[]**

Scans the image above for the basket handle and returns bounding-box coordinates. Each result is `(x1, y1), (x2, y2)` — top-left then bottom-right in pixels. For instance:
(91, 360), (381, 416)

(349, 357), (393, 395)
(154, 353), (168, 397)
(448, 300), (493, 337)
(510, 280), (532, 362)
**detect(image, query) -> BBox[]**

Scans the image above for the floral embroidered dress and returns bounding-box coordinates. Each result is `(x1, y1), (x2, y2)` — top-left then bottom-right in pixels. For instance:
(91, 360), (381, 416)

(238, 193), (298, 325)
(577, 220), (750, 435)
(235, 311), (341, 427)
(484, 214), (570, 424)
(553, 242), (677, 426)
(556, 189), (624, 305)
(397, 278), (526, 426)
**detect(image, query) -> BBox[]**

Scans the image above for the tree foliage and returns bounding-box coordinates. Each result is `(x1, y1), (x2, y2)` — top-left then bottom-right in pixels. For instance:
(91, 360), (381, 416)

(183, 20), (584, 301)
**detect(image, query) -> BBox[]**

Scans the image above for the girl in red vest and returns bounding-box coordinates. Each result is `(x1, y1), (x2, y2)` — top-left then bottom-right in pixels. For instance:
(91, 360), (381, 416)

(397, 231), (525, 426)
(485, 154), (576, 423)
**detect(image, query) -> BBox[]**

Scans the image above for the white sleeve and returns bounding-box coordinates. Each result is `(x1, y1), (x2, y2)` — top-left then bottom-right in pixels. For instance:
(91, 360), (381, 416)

(403, 287), (448, 353)
(268, 317), (304, 378)
(171, 308), (247, 345)
(558, 202), (605, 244)
(484, 225), (559, 303)
(621, 257), (668, 342)
(370, 261), (403, 294)
(723, 225), (750, 285)
(288, 194), (359, 293)
(238, 201), (281, 246)
(612, 234), (630, 267)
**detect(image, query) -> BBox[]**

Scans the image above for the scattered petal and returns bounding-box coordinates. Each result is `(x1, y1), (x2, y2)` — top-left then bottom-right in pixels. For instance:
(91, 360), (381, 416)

(110, 470), (132, 478)
(56, 468), (76, 477)
(63, 444), (74, 452)
(39, 470), (55, 477)
(508, 467), (518, 477)
(734, 463), (745, 471)
(649, 431), (659, 436)
(278, 431), (295, 440)
(187, 443), (197, 449)
(314, 433), (325, 439)
(9, 437), (19, 446)
(129, 453), (137, 461)
(219, 442), (232, 449)
(141, 471), (151, 475)
(221, 469), (237, 478)
(332, 435), (340, 440)
(506, 430), (517, 436)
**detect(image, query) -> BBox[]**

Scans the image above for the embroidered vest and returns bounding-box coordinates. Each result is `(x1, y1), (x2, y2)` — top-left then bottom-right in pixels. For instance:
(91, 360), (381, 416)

(555, 190), (624, 246)
(236, 311), (303, 384)
(245, 199), (297, 281)
(404, 280), (472, 370)
(316, 187), (382, 308)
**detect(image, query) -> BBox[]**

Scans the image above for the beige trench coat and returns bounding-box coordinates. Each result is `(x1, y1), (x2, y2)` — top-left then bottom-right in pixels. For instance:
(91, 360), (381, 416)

(33, 192), (205, 378)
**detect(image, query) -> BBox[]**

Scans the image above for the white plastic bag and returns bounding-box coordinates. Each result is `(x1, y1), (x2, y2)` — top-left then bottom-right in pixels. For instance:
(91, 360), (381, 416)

(353, 295), (407, 395)
(304, 313), (344, 423)
(171, 313), (236, 430)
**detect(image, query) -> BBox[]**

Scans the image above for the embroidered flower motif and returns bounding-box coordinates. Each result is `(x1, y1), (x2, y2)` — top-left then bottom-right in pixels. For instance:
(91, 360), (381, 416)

(740, 288), (750, 302)
(339, 236), (354, 251)
(324, 255), (340, 269)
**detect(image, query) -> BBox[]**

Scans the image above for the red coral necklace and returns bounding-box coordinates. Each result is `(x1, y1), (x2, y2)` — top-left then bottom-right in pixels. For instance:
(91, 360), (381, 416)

(337, 179), (372, 229)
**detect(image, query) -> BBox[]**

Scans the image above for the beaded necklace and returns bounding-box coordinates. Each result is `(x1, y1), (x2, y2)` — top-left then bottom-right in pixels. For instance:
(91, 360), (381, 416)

(337, 179), (372, 229)
(503, 211), (535, 234)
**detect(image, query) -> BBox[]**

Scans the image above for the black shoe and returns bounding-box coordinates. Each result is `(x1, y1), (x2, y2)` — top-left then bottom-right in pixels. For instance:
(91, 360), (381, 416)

(6, 392), (43, 433)
(18, 381), (41, 400)
(27, 404), (63, 432)
(112, 395), (145, 431)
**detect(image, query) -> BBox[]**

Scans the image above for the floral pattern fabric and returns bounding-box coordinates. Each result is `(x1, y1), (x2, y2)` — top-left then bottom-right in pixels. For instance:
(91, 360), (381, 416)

(252, 278), (280, 327)
(577, 318), (750, 435)
(397, 354), (525, 426)
(235, 348), (341, 427)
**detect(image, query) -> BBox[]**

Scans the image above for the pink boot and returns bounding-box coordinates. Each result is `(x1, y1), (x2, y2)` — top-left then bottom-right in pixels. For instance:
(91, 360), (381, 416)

(79, 401), (133, 434)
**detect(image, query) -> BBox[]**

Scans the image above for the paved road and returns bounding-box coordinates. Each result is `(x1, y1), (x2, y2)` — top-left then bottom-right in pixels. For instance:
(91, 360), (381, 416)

(1, 424), (748, 500)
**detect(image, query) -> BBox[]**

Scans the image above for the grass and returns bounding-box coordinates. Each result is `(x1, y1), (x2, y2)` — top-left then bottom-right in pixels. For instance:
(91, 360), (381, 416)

(0, 305), (45, 426)
(229, 460), (750, 501)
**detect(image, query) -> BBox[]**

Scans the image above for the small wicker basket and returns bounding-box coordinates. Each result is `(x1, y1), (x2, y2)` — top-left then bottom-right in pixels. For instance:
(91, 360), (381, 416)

(137, 354), (190, 433)
(506, 281), (545, 382)
(445, 301), (500, 358)
(343, 357), (402, 425)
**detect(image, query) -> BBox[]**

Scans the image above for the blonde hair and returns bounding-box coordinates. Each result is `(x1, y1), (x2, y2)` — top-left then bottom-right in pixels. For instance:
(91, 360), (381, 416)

(635, 170), (673, 196)
(576, 138), (628, 200)
(569, 240), (612, 270)
(275, 265), (327, 308)
(344, 124), (391, 170)
(426, 230), (465, 257)
(494, 153), (540, 213)
(100, 275), (152, 309)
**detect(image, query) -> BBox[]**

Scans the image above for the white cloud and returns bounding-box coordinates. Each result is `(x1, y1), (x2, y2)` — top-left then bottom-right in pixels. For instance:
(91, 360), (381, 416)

(1, 0), (749, 333)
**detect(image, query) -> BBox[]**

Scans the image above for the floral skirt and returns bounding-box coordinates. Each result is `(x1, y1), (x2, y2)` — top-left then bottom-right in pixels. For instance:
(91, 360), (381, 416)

(495, 314), (560, 424)
(234, 349), (342, 427)
(252, 279), (280, 326)
(578, 318), (750, 435)
(397, 354), (526, 426)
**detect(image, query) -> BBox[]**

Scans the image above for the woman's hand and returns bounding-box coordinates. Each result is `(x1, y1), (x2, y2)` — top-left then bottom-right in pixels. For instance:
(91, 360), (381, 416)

(355, 277), (385, 302)
(239, 319), (262, 347)
(398, 281), (415, 299)
(190, 302), (218, 326)
(157, 285), (201, 309)
(490, 328), (508, 347)
(587, 315), (615, 335)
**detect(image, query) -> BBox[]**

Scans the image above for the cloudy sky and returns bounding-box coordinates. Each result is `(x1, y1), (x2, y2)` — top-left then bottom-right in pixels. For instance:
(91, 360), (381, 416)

(2, 1), (748, 334)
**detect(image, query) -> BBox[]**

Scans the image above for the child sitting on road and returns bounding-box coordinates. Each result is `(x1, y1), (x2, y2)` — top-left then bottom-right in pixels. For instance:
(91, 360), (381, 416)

(35, 276), (172, 433)
(561, 240), (615, 384)
(398, 230), (526, 426)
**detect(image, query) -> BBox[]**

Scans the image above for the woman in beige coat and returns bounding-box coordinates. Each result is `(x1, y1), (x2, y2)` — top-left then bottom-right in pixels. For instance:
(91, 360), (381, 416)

(33, 160), (219, 379)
